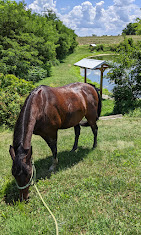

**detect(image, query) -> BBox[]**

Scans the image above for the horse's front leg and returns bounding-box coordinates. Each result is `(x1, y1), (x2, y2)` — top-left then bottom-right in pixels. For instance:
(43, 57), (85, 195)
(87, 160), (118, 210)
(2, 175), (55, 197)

(71, 124), (81, 152)
(44, 135), (58, 172)
(49, 141), (58, 172)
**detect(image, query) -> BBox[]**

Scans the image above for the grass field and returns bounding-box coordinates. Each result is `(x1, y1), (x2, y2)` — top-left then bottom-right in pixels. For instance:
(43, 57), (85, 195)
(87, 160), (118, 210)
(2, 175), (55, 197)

(0, 44), (141, 234)
(0, 116), (141, 234)
(77, 35), (141, 45)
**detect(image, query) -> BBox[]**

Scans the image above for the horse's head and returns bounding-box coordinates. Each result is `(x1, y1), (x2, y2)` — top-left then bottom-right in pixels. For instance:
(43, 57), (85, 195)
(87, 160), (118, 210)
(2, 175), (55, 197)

(9, 143), (33, 201)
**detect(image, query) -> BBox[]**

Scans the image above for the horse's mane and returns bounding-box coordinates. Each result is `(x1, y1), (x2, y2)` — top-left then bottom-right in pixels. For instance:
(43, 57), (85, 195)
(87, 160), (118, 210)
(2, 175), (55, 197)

(13, 86), (44, 150)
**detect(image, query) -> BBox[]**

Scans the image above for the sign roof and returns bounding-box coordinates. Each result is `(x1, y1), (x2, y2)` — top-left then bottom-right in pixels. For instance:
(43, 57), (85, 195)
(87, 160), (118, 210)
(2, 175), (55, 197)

(74, 58), (109, 70)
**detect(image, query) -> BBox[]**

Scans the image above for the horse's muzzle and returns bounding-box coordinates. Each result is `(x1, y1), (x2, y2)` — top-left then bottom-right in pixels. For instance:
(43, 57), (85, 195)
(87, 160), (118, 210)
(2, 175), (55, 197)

(19, 187), (30, 201)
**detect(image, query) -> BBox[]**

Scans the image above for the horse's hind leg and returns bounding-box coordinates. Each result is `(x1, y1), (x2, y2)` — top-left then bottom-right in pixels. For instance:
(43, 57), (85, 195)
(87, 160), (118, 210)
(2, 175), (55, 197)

(91, 123), (98, 149)
(71, 124), (81, 152)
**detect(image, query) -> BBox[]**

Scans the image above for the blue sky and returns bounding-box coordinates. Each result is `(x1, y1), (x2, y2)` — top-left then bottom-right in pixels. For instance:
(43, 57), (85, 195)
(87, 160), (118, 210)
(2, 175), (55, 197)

(19, 0), (141, 36)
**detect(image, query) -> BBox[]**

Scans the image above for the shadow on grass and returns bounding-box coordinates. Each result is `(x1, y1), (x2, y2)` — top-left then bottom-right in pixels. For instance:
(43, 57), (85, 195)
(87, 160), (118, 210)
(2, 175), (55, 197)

(4, 146), (91, 204)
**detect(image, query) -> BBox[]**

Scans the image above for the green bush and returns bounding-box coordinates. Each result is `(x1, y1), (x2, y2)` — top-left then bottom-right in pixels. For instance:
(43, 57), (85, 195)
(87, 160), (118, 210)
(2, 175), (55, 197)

(0, 88), (24, 128)
(108, 40), (141, 115)
(95, 44), (104, 51)
(0, 74), (35, 128)
(27, 66), (47, 82)
(126, 107), (141, 117)
(109, 44), (118, 52)
(90, 44), (104, 52)
(0, 74), (34, 95)
(113, 85), (136, 114)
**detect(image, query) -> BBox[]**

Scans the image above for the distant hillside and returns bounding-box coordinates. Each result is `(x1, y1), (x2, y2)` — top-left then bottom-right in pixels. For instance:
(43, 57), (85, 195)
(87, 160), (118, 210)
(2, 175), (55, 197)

(77, 35), (141, 45)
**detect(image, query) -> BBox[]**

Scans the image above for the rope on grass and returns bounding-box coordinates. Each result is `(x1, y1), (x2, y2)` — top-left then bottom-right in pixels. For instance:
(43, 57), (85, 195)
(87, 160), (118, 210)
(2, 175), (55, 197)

(34, 184), (59, 235)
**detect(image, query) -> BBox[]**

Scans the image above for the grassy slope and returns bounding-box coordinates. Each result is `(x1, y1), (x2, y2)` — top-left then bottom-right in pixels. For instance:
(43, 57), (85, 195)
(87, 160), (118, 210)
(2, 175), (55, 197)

(0, 117), (141, 234)
(36, 45), (92, 87)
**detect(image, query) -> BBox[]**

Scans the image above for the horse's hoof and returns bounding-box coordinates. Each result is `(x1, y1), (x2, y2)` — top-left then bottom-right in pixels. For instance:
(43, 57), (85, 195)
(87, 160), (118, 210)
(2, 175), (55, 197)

(49, 165), (56, 173)
(70, 148), (77, 152)
(49, 165), (56, 172)
(92, 144), (97, 149)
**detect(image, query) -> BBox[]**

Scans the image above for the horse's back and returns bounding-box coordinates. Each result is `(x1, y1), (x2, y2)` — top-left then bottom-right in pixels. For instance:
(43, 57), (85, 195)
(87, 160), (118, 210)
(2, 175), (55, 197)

(33, 83), (99, 131)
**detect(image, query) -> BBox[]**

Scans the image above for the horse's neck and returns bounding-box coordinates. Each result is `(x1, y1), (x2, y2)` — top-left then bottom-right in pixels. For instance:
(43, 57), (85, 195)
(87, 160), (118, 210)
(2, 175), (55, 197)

(13, 95), (36, 150)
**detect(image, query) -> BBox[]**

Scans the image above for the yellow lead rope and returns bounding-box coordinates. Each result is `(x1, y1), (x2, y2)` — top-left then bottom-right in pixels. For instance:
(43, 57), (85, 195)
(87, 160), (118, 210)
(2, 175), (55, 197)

(34, 184), (59, 235)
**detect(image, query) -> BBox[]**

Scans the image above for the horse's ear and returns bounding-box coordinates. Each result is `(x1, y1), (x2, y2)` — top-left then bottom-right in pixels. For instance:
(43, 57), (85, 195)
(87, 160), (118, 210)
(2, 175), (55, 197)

(9, 145), (15, 161)
(26, 146), (32, 164)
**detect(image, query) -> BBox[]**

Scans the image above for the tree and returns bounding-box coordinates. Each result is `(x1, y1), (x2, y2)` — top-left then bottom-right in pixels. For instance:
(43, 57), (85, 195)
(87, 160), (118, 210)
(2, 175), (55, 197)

(0, 1), (78, 80)
(122, 23), (137, 35)
(108, 39), (141, 114)
(135, 18), (141, 35)
(122, 18), (141, 35)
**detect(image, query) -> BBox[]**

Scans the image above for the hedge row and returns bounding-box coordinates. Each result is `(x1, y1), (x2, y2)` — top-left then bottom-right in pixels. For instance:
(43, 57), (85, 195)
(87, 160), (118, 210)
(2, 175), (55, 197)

(0, 74), (35, 128)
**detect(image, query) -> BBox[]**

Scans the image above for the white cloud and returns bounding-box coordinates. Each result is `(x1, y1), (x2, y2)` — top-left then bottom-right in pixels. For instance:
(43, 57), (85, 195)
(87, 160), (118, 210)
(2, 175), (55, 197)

(28, 0), (141, 36)
(29, 0), (57, 13)
(113, 0), (135, 6)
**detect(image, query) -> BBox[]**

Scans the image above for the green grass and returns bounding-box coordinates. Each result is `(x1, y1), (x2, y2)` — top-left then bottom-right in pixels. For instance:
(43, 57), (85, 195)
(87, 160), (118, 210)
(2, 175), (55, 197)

(0, 117), (141, 234)
(101, 99), (114, 116)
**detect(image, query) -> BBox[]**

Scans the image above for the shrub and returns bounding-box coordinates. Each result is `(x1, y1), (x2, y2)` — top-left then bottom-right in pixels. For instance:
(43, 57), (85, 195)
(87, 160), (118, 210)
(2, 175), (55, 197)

(0, 62), (7, 74)
(126, 107), (141, 117)
(0, 74), (35, 128)
(27, 66), (47, 83)
(108, 42), (141, 115)
(95, 44), (104, 51)
(109, 45), (117, 52)
(0, 74), (34, 95)
(0, 88), (24, 128)
(113, 85), (136, 114)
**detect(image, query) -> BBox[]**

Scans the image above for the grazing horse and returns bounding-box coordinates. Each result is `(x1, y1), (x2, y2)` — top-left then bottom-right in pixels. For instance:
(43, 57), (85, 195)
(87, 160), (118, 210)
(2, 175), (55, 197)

(9, 82), (101, 200)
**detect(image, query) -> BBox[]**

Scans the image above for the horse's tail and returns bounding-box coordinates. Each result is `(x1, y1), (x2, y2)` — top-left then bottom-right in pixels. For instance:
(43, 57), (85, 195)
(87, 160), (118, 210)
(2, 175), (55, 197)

(96, 86), (102, 120)
(80, 83), (102, 127)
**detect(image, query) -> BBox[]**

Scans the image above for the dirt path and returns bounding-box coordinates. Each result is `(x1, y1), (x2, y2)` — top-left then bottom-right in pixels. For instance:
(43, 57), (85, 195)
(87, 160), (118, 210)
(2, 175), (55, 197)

(99, 114), (123, 120)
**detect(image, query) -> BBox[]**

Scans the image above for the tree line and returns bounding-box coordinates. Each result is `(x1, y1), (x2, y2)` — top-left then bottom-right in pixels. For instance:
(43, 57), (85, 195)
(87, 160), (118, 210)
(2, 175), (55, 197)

(0, 0), (78, 81)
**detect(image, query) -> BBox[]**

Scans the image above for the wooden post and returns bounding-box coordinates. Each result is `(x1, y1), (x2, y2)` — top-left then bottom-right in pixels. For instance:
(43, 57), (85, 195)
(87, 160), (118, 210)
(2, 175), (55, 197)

(100, 66), (103, 98)
(84, 68), (87, 83)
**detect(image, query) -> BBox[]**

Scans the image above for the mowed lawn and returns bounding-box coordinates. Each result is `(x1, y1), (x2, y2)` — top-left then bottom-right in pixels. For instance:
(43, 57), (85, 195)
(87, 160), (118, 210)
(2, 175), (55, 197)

(0, 116), (141, 234)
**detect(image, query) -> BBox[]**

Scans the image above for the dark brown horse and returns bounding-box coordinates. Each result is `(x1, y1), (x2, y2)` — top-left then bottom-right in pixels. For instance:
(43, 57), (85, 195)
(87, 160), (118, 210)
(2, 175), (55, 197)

(9, 82), (101, 200)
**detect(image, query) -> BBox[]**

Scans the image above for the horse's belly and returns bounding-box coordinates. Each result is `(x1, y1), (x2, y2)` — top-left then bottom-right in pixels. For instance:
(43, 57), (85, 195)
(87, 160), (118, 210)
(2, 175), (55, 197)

(60, 111), (84, 129)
